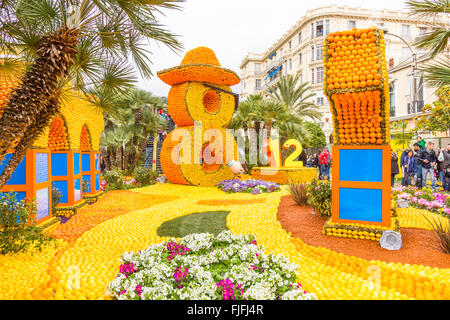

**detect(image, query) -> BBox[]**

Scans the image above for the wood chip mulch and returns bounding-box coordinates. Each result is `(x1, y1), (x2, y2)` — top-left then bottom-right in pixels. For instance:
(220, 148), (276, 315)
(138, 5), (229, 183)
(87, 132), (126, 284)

(277, 196), (450, 269)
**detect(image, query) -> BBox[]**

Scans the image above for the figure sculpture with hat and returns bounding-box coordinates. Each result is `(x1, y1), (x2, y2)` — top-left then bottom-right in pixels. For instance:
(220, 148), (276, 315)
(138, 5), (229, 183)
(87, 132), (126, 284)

(157, 47), (244, 186)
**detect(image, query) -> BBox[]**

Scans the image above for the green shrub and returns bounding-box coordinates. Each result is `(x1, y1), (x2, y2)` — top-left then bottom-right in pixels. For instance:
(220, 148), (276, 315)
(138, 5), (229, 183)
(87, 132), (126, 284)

(307, 178), (332, 217)
(0, 193), (54, 255)
(288, 179), (308, 206)
(102, 168), (125, 190)
(132, 167), (158, 186)
(422, 214), (450, 254)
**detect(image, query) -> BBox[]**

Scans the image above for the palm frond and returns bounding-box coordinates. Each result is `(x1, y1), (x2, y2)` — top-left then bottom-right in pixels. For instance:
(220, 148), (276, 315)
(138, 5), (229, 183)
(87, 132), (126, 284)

(406, 0), (449, 21)
(0, 57), (25, 81)
(414, 28), (450, 57)
(420, 58), (450, 88)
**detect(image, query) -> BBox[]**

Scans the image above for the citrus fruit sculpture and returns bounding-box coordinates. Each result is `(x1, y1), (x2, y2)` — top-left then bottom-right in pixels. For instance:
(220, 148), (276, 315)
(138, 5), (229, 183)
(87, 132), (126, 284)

(323, 27), (395, 239)
(157, 47), (241, 187)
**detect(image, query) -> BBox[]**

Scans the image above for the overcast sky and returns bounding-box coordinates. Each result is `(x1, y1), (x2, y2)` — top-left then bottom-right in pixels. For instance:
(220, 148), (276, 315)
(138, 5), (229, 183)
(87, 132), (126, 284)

(138, 0), (408, 97)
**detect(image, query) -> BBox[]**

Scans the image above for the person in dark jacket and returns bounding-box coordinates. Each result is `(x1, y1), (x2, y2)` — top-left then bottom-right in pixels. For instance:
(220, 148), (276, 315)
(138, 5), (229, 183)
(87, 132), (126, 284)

(413, 143), (423, 188)
(400, 148), (411, 186)
(440, 143), (450, 192)
(419, 141), (437, 190)
(391, 150), (399, 186)
(404, 150), (417, 186)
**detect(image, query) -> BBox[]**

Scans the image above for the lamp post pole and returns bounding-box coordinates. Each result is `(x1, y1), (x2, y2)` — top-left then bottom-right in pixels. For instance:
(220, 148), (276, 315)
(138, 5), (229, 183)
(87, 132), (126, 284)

(382, 30), (419, 116)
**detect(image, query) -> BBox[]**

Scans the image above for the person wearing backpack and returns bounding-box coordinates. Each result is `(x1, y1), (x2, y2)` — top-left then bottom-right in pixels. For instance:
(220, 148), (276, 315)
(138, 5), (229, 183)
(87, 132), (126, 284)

(319, 148), (332, 180)
(400, 148), (411, 186)
(419, 141), (437, 191)
(404, 150), (417, 186)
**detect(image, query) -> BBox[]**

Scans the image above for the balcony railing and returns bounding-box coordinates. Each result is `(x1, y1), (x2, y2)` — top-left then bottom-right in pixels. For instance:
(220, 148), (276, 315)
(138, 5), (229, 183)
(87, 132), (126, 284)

(264, 58), (283, 74)
(407, 100), (424, 114)
(264, 76), (280, 89)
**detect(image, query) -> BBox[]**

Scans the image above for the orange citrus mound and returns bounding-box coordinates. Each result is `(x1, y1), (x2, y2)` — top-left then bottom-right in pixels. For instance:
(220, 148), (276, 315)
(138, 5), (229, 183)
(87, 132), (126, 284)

(197, 199), (267, 206)
(0, 78), (16, 116)
(157, 46), (240, 86)
(48, 116), (69, 151)
(80, 125), (92, 152)
(51, 190), (179, 244)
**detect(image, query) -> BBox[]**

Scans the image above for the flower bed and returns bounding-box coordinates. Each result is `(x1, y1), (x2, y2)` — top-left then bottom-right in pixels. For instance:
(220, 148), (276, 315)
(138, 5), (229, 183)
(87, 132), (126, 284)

(217, 179), (280, 194)
(107, 231), (316, 300)
(392, 186), (450, 218)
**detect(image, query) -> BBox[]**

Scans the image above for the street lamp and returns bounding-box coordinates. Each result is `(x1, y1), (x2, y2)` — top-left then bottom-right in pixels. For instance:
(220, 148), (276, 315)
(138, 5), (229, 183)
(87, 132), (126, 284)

(382, 29), (421, 117)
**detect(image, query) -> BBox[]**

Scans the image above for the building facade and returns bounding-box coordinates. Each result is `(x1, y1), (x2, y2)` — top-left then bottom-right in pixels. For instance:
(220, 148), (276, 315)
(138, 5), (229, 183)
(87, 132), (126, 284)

(240, 4), (449, 144)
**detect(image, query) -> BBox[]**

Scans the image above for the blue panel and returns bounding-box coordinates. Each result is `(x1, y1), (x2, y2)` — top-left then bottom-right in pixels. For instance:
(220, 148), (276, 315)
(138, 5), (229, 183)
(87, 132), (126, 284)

(95, 174), (100, 191)
(36, 188), (49, 221)
(339, 149), (383, 182)
(53, 180), (68, 204)
(74, 178), (81, 201)
(51, 153), (68, 176)
(339, 188), (383, 223)
(36, 153), (49, 184)
(82, 175), (91, 193)
(95, 154), (99, 171)
(82, 154), (91, 172)
(74, 153), (80, 175)
(0, 154), (27, 185)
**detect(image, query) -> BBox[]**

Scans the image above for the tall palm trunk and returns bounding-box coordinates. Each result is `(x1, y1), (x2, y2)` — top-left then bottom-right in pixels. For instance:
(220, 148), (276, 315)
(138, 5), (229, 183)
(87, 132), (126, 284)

(0, 96), (60, 188)
(116, 147), (123, 170)
(0, 27), (78, 165)
(132, 137), (149, 170)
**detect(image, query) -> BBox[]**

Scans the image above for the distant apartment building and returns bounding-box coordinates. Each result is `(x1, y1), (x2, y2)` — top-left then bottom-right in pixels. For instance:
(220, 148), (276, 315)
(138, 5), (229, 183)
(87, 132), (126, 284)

(240, 4), (449, 144)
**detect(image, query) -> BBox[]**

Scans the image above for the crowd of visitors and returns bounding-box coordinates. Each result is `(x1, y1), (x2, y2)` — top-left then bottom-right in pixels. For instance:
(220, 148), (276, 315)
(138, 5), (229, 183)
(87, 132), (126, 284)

(305, 148), (332, 180)
(392, 136), (450, 192)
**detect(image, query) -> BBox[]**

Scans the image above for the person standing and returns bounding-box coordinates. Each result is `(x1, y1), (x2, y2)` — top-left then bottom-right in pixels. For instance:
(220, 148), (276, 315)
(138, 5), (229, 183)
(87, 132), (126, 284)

(404, 150), (417, 186)
(391, 150), (399, 186)
(441, 143), (450, 192)
(419, 141), (437, 191)
(437, 148), (447, 191)
(319, 148), (332, 180)
(413, 142), (423, 188)
(417, 136), (426, 150)
(400, 148), (411, 186)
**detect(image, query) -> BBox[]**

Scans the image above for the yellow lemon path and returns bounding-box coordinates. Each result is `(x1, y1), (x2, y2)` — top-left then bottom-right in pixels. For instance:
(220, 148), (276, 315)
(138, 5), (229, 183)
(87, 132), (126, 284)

(0, 184), (449, 300)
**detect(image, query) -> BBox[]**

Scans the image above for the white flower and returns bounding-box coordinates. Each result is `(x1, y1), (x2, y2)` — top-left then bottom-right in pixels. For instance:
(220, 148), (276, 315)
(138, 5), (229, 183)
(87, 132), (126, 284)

(244, 282), (275, 300)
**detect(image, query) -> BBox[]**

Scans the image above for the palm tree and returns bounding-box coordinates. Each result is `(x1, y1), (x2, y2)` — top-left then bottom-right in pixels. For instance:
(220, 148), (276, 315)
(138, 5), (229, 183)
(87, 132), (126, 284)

(0, 0), (183, 188)
(406, 0), (450, 88)
(270, 74), (322, 121)
(100, 88), (166, 172)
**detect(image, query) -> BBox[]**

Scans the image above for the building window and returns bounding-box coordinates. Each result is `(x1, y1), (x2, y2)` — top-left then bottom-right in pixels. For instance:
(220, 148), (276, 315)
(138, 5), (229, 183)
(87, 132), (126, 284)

(316, 67), (324, 83)
(317, 97), (324, 105)
(299, 73), (303, 84)
(325, 20), (330, 35)
(289, 58), (292, 70)
(298, 32), (302, 43)
(348, 20), (356, 30)
(255, 63), (261, 74)
(316, 20), (324, 37)
(311, 68), (315, 84)
(311, 23), (315, 38)
(255, 79), (261, 91)
(299, 52), (302, 64)
(316, 45), (323, 60)
(401, 47), (410, 61)
(402, 25), (411, 41)
(289, 41), (292, 49)
(311, 45), (315, 61)
(389, 83), (395, 117)
(419, 27), (427, 35)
